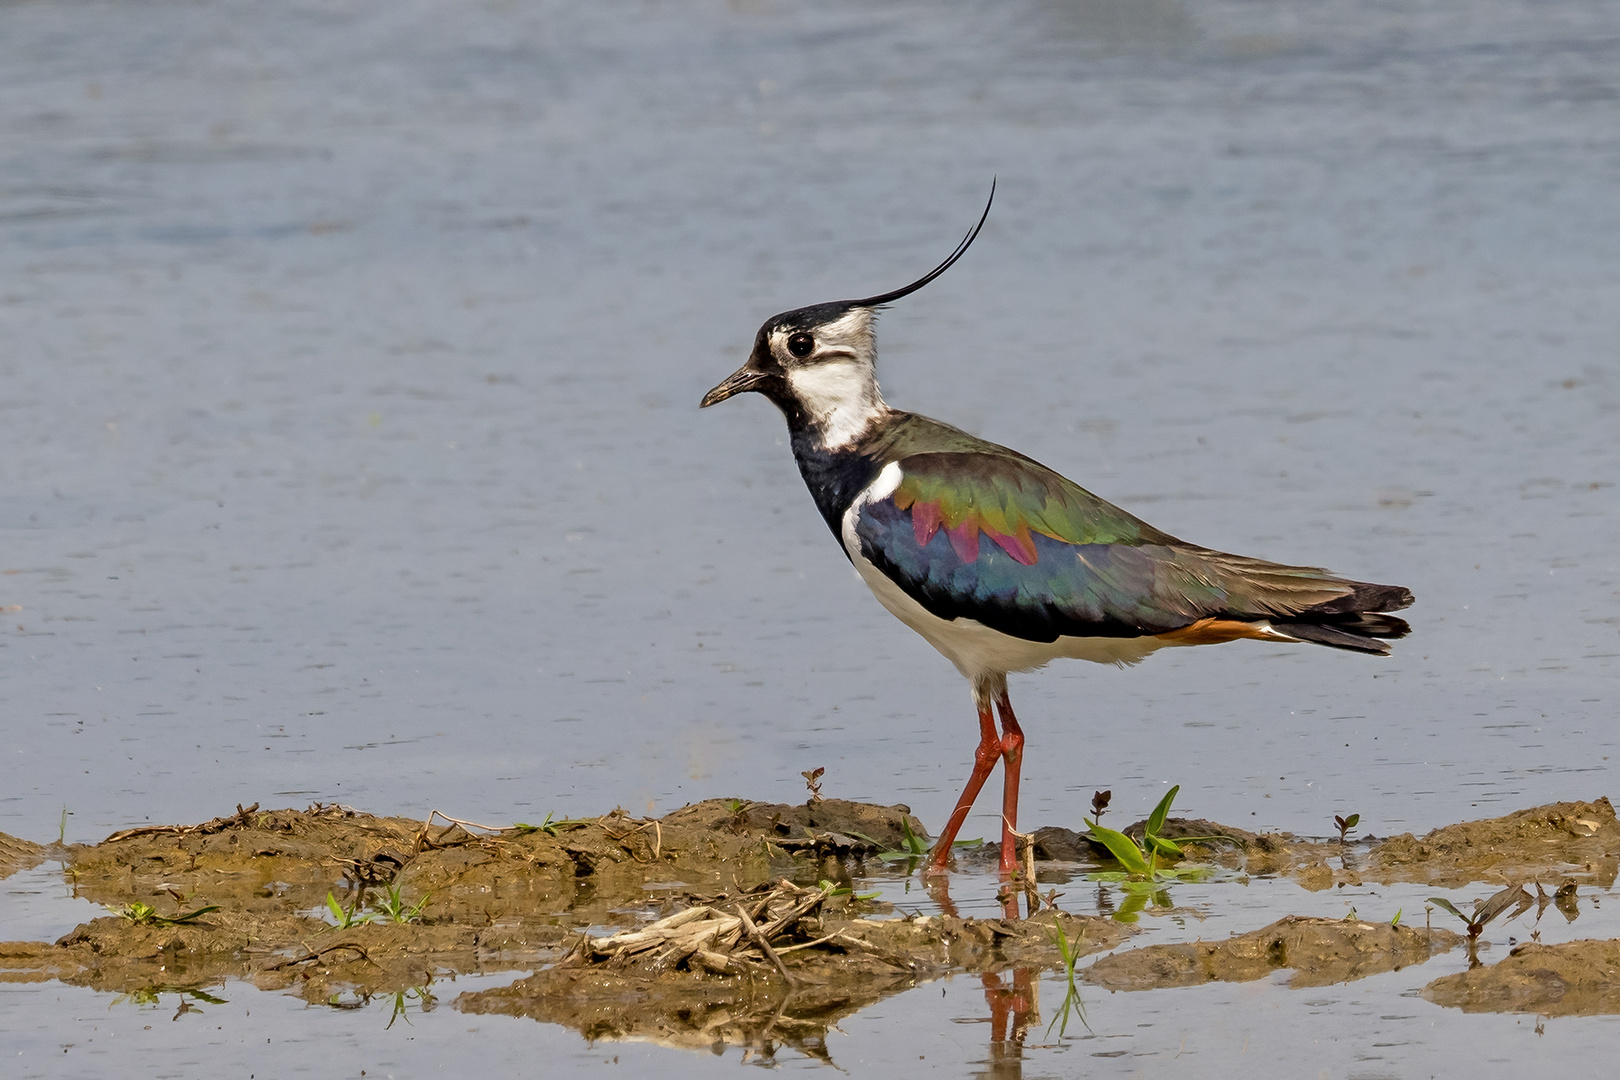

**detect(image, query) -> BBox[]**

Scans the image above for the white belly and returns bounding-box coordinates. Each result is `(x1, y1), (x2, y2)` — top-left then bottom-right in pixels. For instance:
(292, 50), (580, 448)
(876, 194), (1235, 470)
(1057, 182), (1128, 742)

(848, 552), (1165, 682)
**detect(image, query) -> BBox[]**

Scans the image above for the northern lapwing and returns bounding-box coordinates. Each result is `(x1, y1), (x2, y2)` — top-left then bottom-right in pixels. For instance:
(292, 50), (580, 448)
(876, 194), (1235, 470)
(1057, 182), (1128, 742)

(701, 187), (1412, 880)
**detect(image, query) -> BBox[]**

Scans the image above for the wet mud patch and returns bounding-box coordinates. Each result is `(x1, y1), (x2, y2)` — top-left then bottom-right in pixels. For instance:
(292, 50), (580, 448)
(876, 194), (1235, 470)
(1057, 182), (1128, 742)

(1365, 799), (1620, 887)
(3, 795), (1618, 1051)
(0, 831), (45, 878)
(1085, 915), (1463, 991)
(1424, 939), (1620, 1016)
(1031, 799), (1620, 894)
(0, 797), (1019, 1007)
(459, 878), (1127, 1054)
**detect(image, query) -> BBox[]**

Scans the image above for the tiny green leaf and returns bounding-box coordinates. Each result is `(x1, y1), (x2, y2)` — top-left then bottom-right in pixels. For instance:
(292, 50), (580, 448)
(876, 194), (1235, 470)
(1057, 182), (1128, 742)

(1145, 785), (1180, 838)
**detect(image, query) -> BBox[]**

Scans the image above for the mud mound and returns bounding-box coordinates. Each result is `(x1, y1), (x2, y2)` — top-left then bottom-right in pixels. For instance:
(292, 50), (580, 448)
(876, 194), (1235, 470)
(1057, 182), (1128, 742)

(58, 798), (926, 936)
(1036, 801), (1620, 892)
(1424, 938), (1620, 1016)
(2, 794), (1613, 1033)
(1085, 915), (1464, 990)
(458, 895), (1127, 1055)
(0, 906), (554, 1002)
(1367, 799), (1620, 887)
(0, 831), (45, 878)
(461, 963), (916, 1059)
(0, 797), (1055, 1009)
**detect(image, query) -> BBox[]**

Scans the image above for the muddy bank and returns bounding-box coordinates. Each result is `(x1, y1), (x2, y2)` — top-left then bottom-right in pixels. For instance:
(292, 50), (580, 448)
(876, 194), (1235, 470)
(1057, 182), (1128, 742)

(0, 798), (940, 1001)
(1, 794), (1615, 1031)
(459, 892), (1126, 1054)
(1365, 799), (1619, 887)
(1423, 939), (1620, 1016)
(1086, 915), (1463, 991)
(1029, 798), (1620, 893)
(0, 831), (44, 878)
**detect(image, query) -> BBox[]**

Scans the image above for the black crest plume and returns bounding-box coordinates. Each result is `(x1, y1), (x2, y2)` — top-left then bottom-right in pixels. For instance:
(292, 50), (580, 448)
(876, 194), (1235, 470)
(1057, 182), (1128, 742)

(847, 179), (995, 308)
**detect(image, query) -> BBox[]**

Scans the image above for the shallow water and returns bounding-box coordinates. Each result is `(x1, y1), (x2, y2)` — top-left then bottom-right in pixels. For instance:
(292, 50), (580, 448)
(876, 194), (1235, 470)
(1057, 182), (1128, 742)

(2, 0), (1618, 1073)
(8, 849), (1620, 1077)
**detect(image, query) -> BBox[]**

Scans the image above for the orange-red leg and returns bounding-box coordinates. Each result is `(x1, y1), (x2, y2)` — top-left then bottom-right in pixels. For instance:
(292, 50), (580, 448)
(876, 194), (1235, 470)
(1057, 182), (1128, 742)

(926, 700), (1001, 871)
(995, 688), (1024, 878)
(928, 681), (1029, 896)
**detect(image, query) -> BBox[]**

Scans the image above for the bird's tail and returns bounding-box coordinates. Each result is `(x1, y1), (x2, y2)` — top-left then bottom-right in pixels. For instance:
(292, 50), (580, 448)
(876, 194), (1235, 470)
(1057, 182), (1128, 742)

(1270, 583), (1414, 655)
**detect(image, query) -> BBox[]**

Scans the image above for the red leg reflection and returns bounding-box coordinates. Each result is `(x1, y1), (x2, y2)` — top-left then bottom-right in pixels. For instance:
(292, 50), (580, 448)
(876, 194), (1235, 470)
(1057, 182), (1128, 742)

(981, 967), (1036, 1076)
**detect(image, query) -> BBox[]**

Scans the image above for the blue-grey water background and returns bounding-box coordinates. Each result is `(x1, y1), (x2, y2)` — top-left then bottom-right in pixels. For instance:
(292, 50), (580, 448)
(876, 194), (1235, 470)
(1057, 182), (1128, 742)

(2, 0), (1617, 1075)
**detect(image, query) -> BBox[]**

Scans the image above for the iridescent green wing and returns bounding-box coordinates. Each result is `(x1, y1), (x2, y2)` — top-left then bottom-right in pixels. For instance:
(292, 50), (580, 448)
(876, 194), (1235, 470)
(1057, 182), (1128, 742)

(854, 449), (1360, 643)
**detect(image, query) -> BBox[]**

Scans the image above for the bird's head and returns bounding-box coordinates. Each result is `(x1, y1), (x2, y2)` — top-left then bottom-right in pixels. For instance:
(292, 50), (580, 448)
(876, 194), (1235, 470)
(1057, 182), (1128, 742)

(701, 182), (995, 450)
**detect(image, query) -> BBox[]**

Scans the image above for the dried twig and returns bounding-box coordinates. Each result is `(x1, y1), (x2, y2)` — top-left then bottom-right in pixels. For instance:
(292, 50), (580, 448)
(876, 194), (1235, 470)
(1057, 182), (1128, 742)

(595, 814), (663, 862)
(828, 932), (916, 970)
(262, 940), (371, 971)
(737, 904), (797, 985)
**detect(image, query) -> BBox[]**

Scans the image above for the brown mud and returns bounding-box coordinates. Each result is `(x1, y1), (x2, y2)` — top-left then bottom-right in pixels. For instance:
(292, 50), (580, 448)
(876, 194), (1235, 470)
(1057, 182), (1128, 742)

(1423, 939), (1620, 1016)
(1032, 797), (1620, 891)
(2, 795), (1619, 1047)
(1085, 915), (1463, 990)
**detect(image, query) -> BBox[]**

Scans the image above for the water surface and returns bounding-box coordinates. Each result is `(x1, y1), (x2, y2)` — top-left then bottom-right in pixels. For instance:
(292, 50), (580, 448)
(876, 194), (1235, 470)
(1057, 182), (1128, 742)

(2, 0), (1617, 1074)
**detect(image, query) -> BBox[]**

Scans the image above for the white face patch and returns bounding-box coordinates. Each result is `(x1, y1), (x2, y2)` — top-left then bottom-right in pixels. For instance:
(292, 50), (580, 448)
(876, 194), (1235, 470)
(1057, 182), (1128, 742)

(774, 308), (887, 449)
(785, 361), (885, 449)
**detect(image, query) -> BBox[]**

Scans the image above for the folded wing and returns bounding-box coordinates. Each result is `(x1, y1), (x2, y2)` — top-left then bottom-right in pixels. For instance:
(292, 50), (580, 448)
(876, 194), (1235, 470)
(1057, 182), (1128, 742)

(852, 452), (1412, 652)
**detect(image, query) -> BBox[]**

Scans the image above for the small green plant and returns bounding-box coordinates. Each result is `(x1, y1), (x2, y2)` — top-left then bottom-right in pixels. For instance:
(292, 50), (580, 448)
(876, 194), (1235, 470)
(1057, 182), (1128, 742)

(1046, 919), (1090, 1037)
(512, 812), (582, 836)
(1391, 908), (1402, 927)
(876, 817), (930, 862)
(111, 986), (227, 1010)
(326, 890), (373, 928)
(1085, 785), (1228, 881)
(817, 879), (880, 901)
(58, 805), (68, 845)
(386, 985), (435, 1029)
(113, 901), (220, 927)
(1334, 813), (1360, 845)
(1428, 884), (1533, 942)
(369, 884), (430, 924)
(848, 817), (955, 867)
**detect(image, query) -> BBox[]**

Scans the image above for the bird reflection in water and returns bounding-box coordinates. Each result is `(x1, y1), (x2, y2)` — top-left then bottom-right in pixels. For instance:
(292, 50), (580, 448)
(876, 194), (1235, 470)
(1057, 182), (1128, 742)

(976, 967), (1038, 1080)
(924, 872), (1043, 1078)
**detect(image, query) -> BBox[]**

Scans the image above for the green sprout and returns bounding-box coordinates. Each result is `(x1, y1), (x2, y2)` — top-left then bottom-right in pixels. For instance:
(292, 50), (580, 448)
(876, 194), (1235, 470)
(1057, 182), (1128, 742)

(113, 901), (221, 927)
(369, 884), (430, 924)
(386, 985), (435, 1030)
(111, 986), (227, 1009)
(818, 879), (881, 901)
(512, 812), (582, 836)
(873, 817), (930, 862)
(1085, 785), (1227, 882)
(1046, 919), (1090, 1037)
(325, 891), (373, 928)
(1334, 813), (1361, 845)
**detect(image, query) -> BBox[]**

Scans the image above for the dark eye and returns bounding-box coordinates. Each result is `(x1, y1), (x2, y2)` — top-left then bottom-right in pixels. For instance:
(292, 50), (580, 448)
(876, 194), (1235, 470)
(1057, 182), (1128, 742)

(786, 332), (815, 358)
